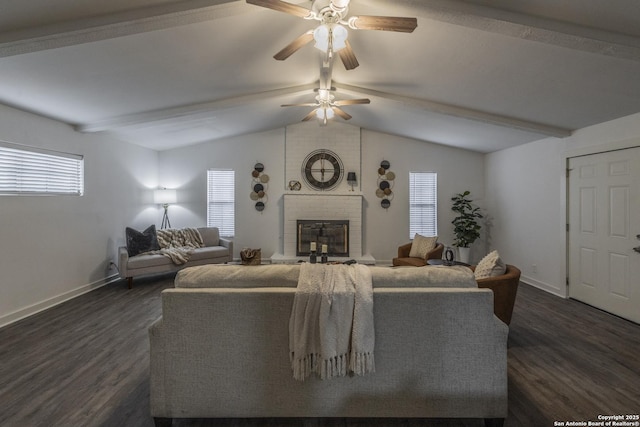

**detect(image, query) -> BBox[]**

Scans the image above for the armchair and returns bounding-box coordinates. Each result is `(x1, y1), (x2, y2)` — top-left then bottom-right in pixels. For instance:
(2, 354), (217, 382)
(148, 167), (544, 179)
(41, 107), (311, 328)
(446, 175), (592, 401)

(472, 264), (521, 325)
(392, 242), (444, 267)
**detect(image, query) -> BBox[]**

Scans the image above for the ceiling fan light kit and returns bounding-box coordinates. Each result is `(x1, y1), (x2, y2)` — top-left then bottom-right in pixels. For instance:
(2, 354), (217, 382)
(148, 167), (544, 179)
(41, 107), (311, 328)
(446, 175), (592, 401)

(316, 107), (334, 120)
(247, 0), (417, 124)
(313, 23), (348, 53)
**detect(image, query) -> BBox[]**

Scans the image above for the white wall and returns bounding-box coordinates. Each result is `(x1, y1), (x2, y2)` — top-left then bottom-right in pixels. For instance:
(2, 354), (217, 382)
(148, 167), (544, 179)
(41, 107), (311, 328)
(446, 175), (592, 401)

(485, 112), (640, 297)
(484, 138), (565, 295)
(159, 124), (486, 264)
(0, 104), (159, 327)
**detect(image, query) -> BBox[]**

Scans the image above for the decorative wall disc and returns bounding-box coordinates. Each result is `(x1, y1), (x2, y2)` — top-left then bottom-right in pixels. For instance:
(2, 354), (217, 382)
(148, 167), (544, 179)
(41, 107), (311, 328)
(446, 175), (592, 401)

(251, 162), (267, 211)
(376, 160), (394, 209)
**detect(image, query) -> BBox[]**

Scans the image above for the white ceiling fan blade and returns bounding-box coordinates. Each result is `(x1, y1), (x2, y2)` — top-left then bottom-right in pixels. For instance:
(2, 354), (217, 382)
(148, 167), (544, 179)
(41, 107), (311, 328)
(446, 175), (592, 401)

(246, 0), (313, 18)
(348, 15), (417, 33)
(338, 40), (359, 70)
(274, 31), (314, 60)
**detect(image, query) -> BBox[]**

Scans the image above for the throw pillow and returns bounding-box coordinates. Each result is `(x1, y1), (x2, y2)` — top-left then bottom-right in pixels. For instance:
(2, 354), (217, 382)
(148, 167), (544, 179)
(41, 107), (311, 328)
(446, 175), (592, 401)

(126, 225), (160, 257)
(409, 234), (438, 259)
(474, 250), (507, 279)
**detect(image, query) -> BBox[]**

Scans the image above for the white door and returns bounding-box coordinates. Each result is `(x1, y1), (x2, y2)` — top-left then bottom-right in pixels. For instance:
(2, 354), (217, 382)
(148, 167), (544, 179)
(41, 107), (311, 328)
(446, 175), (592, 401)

(568, 147), (640, 324)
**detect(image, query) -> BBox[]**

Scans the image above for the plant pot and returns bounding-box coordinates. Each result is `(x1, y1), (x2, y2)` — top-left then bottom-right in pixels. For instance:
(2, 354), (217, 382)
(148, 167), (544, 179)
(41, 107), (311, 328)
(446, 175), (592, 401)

(457, 247), (471, 264)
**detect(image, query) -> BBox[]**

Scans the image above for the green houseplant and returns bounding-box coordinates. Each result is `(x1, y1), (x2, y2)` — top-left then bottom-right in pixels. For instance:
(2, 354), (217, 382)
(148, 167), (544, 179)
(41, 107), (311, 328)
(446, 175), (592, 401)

(451, 191), (483, 259)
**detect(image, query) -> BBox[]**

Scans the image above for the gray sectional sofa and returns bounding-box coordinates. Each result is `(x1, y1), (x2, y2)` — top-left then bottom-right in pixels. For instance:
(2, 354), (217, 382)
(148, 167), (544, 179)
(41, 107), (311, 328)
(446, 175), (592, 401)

(118, 227), (232, 288)
(149, 264), (509, 426)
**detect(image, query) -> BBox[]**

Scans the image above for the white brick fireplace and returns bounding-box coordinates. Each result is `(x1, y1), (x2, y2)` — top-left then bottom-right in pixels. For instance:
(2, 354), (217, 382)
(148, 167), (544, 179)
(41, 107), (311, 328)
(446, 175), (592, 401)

(274, 194), (370, 263)
(270, 122), (374, 264)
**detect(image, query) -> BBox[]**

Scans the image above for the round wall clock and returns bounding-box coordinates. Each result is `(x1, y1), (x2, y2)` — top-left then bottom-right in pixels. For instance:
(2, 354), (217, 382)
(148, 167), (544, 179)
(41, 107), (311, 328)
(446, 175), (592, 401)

(302, 149), (344, 191)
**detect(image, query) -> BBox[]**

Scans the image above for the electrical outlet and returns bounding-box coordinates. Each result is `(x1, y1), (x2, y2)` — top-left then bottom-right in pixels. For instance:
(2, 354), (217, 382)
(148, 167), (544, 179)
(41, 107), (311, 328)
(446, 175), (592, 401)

(532, 264), (538, 274)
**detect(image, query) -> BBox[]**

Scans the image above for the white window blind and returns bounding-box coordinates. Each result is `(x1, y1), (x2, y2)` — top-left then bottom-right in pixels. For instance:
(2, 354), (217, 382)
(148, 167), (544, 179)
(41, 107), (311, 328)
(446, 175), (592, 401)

(0, 141), (84, 196)
(207, 169), (235, 237)
(409, 172), (437, 239)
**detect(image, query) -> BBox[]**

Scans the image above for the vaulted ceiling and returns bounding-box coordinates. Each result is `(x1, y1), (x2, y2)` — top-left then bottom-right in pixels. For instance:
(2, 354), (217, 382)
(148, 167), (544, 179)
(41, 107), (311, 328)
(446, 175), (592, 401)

(1, 0), (640, 152)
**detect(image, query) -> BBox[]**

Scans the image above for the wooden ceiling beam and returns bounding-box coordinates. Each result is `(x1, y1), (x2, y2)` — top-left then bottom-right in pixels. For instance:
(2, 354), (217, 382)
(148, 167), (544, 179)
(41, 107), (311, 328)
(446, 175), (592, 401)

(76, 83), (318, 132)
(362, 0), (640, 62)
(335, 83), (573, 138)
(0, 0), (245, 58)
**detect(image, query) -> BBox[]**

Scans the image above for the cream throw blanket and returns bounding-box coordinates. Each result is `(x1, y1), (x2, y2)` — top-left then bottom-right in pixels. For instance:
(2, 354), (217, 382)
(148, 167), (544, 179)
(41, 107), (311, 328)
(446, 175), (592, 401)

(289, 263), (375, 381)
(149, 228), (204, 265)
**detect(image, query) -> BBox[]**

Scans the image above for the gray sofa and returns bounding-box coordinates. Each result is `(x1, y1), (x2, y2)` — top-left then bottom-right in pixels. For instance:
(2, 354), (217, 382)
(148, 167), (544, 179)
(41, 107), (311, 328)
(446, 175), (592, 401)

(149, 264), (509, 426)
(118, 227), (232, 288)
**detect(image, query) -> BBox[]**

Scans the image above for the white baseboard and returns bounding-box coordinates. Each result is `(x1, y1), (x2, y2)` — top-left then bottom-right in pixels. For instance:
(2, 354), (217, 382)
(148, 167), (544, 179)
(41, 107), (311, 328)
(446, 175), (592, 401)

(0, 273), (121, 329)
(520, 274), (567, 298)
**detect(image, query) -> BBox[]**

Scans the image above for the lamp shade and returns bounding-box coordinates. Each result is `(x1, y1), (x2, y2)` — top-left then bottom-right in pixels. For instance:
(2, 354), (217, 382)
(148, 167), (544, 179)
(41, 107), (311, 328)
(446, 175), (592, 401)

(313, 25), (330, 52)
(347, 172), (357, 183)
(154, 188), (177, 205)
(316, 107), (335, 120)
(332, 25), (348, 51)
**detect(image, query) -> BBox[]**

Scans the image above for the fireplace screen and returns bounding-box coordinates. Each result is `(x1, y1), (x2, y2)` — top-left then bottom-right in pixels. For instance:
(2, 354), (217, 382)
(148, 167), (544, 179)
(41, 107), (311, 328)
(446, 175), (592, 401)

(297, 220), (349, 257)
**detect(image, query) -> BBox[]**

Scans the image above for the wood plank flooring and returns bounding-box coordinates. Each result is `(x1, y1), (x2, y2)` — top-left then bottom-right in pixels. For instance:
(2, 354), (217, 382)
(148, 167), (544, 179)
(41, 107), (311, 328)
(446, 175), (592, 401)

(1, 275), (639, 427)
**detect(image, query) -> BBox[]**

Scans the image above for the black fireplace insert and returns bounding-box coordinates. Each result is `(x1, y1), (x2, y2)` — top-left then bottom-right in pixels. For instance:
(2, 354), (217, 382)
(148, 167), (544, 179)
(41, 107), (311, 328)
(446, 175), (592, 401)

(296, 220), (349, 257)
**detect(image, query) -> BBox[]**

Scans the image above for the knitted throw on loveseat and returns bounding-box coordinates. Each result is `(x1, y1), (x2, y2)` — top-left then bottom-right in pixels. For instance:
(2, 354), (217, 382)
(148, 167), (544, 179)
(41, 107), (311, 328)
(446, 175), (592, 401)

(151, 228), (204, 264)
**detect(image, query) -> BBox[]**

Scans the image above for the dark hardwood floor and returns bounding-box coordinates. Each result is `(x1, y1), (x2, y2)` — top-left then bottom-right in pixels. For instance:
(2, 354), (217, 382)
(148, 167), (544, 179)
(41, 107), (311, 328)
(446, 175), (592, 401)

(1, 274), (639, 427)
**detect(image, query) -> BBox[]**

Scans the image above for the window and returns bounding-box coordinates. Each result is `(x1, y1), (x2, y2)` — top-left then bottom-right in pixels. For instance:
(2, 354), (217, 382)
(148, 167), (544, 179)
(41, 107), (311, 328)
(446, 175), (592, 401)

(207, 169), (235, 237)
(409, 172), (437, 239)
(0, 141), (84, 196)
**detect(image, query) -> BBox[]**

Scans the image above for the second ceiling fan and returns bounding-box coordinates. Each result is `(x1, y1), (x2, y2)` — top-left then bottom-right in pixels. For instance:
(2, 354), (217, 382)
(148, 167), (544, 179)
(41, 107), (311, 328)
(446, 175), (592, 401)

(282, 88), (371, 125)
(246, 0), (418, 70)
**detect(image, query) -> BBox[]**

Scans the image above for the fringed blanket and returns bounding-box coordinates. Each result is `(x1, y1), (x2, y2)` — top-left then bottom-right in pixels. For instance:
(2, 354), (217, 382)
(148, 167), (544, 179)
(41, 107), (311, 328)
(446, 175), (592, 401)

(289, 263), (375, 381)
(149, 228), (204, 265)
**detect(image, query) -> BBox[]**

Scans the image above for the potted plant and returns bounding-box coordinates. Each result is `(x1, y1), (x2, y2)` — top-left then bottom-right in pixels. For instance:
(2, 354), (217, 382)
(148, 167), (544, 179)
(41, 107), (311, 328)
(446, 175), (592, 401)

(451, 191), (483, 263)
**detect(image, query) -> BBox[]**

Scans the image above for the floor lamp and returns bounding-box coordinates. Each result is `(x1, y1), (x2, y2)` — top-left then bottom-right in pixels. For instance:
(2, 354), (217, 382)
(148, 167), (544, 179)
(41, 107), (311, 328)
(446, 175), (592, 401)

(154, 188), (177, 229)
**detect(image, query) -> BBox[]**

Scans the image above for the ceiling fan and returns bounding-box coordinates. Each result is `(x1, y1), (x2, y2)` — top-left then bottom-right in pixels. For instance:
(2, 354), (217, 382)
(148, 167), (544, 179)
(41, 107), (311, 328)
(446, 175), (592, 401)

(282, 88), (371, 125)
(246, 0), (417, 70)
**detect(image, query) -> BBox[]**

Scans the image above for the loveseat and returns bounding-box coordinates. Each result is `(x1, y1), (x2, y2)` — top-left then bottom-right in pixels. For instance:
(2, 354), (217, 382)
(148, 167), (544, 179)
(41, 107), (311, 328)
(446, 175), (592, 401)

(149, 264), (508, 426)
(118, 227), (232, 288)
